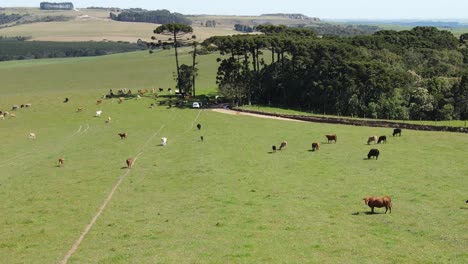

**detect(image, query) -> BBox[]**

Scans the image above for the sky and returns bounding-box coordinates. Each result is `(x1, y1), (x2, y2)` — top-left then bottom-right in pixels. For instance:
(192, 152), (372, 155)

(1, 0), (467, 20)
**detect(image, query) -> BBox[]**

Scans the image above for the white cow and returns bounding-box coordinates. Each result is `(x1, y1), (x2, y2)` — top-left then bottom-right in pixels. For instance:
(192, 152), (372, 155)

(95, 110), (102, 117)
(161, 137), (167, 146)
(28, 133), (36, 140)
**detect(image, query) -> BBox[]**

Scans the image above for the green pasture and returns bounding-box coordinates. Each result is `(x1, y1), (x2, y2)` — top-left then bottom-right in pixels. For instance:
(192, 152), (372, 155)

(241, 105), (468, 128)
(0, 51), (467, 263)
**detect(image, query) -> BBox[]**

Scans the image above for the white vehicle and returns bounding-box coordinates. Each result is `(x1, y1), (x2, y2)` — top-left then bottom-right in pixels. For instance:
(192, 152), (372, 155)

(192, 102), (201, 108)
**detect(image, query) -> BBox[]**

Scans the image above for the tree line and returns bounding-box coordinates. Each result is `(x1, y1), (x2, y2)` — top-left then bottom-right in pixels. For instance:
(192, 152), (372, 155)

(203, 25), (468, 120)
(0, 39), (145, 61)
(110, 10), (191, 25)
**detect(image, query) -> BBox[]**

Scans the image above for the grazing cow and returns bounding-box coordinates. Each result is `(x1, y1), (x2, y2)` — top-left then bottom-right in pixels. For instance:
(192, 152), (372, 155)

(21, 104), (25, 108)
(137, 95), (142, 100)
(95, 110), (102, 117)
(326, 134), (337, 143)
(106, 117), (111, 123)
(11, 105), (19, 110)
(364, 196), (392, 214)
(393, 128), (402, 137)
(167, 88), (172, 93)
(159, 88), (164, 92)
(58, 158), (65, 167)
(312, 142), (320, 151)
(119, 97), (125, 103)
(152, 88), (156, 93)
(96, 100), (102, 105)
(28, 133), (36, 140)
(197, 123), (202, 130)
(367, 149), (380, 160)
(272, 145), (277, 153)
(64, 98), (69, 103)
(0, 114), (4, 120)
(9, 113), (16, 118)
(161, 137), (168, 146)
(279, 141), (287, 150)
(118, 133), (127, 139)
(126, 158), (133, 168)
(367, 136), (378, 145)
(150, 103), (155, 109)
(25, 103), (31, 108)
(201, 136), (204, 142)
(378, 136), (387, 144)
(466, 200), (468, 203)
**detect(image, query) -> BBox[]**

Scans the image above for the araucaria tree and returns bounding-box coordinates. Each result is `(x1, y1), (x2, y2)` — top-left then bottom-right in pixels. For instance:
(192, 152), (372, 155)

(152, 23), (193, 94)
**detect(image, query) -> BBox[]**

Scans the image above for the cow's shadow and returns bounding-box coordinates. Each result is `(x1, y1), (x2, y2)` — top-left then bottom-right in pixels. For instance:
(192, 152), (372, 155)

(352, 211), (386, 215)
(121, 166), (129, 169)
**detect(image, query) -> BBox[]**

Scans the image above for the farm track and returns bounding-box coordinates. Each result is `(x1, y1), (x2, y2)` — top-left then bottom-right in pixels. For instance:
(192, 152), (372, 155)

(0, 124), (90, 169)
(60, 109), (203, 263)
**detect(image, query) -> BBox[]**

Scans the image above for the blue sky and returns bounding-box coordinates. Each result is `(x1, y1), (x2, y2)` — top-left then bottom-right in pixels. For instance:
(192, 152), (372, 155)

(1, 0), (467, 19)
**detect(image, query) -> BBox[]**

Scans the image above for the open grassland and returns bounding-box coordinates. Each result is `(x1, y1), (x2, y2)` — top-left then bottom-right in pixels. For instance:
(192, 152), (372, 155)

(0, 8), (237, 42)
(241, 105), (468, 127)
(0, 52), (468, 263)
(0, 20), (236, 43)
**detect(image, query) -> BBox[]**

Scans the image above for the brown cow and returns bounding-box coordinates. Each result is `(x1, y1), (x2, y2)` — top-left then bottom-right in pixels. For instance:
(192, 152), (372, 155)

(126, 158), (133, 168)
(326, 134), (337, 143)
(118, 133), (127, 139)
(364, 196), (392, 214)
(312, 142), (320, 151)
(367, 136), (378, 145)
(279, 141), (287, 150)
(58, 158), (65, 167)
(96, 99), (102, 105)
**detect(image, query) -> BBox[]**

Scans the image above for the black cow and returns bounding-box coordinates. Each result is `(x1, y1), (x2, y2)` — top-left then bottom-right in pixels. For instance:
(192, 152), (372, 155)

(378, 136), (387, 144)
(197, 123), (202, 130)
(64, 97), (69, 103)
(272, 145), (277, 153)
(393, 128), (402, 137)
(368, 149), (380, 160)
(159, 88), (164, 92)
(201, 136), (204, 142)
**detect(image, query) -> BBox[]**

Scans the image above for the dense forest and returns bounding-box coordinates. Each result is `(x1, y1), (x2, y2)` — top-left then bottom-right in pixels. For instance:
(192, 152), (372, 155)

(308, 24), (381, 37)
(110, 10), (191, 25)
(0, 39), (145, 61)
(204, 26), (468, 120)
(39, 2), (74, 10)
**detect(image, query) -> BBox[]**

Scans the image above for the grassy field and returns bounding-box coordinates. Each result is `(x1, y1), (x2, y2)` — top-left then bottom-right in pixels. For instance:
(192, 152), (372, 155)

(0, 19), (237, 43)
(0, 8), (237, 42)
(0, 51), (468, 263)
(241, 105), (468, 127)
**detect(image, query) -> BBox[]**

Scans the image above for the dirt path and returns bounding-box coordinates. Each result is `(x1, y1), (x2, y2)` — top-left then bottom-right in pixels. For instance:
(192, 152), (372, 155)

(211, 108), (308, 123)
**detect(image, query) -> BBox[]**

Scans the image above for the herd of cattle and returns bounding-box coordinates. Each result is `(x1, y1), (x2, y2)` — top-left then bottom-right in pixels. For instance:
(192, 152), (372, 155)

(0, 103), (32, 119)
(269, 128), (407, 213)
(11, 91), (466, 214)
(271, 128), (402, 162)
